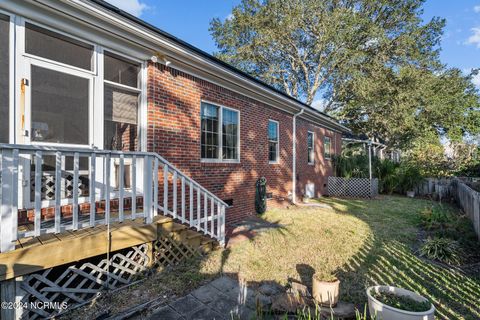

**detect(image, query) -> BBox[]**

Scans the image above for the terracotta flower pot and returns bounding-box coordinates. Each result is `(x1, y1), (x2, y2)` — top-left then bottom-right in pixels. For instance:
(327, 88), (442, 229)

(312, 275), (340, 307)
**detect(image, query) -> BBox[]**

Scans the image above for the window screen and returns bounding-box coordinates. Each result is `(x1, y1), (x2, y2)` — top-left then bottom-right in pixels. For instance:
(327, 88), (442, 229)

(268, 120), (278, 162)
(104, 51), (140, 88)
(31, 66), (89, 144)
(222, 108), (239, 160)
(307, 132), (314, 164)
(104, 85), (139, 151)
(25, 23), (93, 70)
(0, 14), (9, 143)
(201, 103), (219, 159)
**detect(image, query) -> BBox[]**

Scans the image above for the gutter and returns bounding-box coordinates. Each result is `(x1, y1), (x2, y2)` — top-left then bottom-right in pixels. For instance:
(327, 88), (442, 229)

(292, 108), (305, 204)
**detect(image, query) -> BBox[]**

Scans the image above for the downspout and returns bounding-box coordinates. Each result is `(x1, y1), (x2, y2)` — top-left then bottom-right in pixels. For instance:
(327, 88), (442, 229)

(292, 108), (305, 204)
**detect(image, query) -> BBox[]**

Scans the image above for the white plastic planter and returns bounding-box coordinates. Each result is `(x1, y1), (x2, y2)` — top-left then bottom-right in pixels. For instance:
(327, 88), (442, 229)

(367, 286), (435, 320)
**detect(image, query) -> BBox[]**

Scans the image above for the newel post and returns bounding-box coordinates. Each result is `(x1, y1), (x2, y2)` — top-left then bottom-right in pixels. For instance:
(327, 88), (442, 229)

(1, 148), (18, 253)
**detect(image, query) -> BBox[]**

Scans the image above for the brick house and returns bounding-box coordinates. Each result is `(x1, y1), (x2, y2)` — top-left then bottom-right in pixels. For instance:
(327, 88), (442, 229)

(0, 0), (349, 232)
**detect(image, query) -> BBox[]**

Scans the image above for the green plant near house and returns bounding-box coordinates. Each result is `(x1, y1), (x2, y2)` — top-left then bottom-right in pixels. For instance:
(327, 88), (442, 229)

(419, 237), (464, 265)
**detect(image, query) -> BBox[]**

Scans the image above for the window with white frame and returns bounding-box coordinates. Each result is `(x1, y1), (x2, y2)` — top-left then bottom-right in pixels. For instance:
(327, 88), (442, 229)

(324, 136), (332, 159)
(268, 120), (279, 163)
(201, 102), (239, 161)
(0, 13), (9, 143)
(15, 18), (145, 149)
(25, 23), (93, 145)
(103, 51), (141, 151)
(307, 131), (315, 164)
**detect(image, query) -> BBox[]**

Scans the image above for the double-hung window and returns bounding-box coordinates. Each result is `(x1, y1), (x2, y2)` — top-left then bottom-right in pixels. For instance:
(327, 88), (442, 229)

(0, 13), (10, 143)
(324, 136), (332, 160)
(103, 51), (141, 151)
(307, 131), (315, 165)
(268, 120), (279, 163)
(201, 102), (239, 161)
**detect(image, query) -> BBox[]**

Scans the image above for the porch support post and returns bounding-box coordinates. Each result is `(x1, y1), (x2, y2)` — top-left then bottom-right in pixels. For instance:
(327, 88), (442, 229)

(1, 148), (18, 253)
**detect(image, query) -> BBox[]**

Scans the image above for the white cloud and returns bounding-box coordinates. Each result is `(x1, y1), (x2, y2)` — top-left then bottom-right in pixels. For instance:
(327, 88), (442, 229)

(106, 0), (148, 17)
(225, 13), (234, 21)
(466, 27), (480, 47)
(474, 5), (480, 13)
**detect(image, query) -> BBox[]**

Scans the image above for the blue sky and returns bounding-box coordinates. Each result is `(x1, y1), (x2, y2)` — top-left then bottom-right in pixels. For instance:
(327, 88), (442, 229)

(106, 0), (480, 87)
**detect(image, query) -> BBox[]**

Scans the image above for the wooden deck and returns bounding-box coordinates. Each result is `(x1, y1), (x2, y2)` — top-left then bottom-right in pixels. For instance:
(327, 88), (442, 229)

(0, 215), (174, 281)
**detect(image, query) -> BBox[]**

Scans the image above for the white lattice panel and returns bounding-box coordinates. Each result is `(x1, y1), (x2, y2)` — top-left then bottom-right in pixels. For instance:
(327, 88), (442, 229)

(20, 244), (149, 319)
(327, 177), (378, 198)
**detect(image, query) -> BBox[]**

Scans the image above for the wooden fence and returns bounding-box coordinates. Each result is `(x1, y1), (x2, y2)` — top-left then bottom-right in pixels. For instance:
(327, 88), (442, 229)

(416, 178), (480, 240)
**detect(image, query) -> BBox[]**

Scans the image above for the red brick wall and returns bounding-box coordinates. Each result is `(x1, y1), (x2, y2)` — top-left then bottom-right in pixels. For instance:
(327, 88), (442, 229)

(147, 63), (341, 225)
(295, 118), (342, 198)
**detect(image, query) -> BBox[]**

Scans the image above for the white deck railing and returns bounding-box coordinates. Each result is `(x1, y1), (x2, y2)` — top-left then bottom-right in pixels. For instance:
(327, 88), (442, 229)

(0, 144), (227, 253)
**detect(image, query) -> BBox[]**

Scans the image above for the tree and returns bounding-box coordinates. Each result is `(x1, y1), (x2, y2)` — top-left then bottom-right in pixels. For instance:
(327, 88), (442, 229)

(337, 66), (480, 148)
(210, 0), (444, 106)
(210, 0), (480, 150)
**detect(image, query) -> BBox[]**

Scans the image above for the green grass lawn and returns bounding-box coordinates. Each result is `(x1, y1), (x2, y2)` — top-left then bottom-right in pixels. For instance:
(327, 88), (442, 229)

(202, 195), (480, 320)
(66, 196), (480, 319)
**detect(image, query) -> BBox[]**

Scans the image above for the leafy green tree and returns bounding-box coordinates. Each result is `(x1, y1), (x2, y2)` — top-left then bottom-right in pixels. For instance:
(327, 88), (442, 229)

(210, 0), (444, 105)
(210, 0), (480, 150)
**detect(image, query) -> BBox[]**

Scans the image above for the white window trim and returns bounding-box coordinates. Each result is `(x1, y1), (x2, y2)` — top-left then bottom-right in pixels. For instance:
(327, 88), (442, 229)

(200, 100), (240, 163)
(307, 131), (315, 165)
(324, 136), (332, 160)
(0, 9), (15, 144)
(268, 119), (279, 164)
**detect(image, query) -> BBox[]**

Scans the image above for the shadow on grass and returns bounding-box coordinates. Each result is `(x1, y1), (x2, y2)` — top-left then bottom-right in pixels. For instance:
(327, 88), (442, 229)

(321, 196), (480, 320)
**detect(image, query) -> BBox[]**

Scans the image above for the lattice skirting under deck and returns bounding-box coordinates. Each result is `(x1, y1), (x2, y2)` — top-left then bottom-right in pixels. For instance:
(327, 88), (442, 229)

(19, 244), (149, 320)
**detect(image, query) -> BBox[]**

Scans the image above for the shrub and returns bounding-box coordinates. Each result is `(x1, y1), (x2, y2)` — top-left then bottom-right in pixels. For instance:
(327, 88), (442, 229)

(419, 237), (464, 265)
(420, 206), (454, 230)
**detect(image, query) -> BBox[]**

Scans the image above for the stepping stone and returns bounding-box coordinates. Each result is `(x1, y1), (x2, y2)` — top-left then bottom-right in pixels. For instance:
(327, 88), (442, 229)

(319, 301), (356, 319)
(186, 306), (225, 320)
(191, 284), (226, 304)
(257, 282), (283, 296)
(148, 306), (183, 320)
(207, 295), (242, 316)
(170, 294), (204, 316)
(209, 276), (239, 292)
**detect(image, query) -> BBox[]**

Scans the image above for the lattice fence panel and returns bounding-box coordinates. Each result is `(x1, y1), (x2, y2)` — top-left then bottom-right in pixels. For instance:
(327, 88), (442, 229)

(153, 234), (201, 268)
(327, 177), (378, 198)
(20, 244), (149, 320)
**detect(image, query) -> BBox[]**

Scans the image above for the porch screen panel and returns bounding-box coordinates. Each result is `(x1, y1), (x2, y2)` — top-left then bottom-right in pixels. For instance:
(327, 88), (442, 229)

(104, 52), (140, 88)
(104, 85), (138, 151)
(25, 23), (93, 70)
(222, 108), (238, 160)
(0, 14), (9, 143)
(201, 103), (219, 159)
(31, 66), (89, 144)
